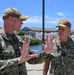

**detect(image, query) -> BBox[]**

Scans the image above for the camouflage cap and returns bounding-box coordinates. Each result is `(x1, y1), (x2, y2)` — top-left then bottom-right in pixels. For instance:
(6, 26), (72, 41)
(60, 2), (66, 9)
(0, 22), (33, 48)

(56, 19), (71, 28)
(2, 8), (28, 21)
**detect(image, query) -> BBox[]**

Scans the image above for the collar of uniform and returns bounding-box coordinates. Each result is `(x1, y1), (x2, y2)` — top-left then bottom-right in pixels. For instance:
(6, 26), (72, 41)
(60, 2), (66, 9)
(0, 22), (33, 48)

(56, 37), (72, 49)
(55, 37), (61, 48)
(0, 29), (8, 40)
(1, 32), (11, 41)
(0, 30), (15, 41)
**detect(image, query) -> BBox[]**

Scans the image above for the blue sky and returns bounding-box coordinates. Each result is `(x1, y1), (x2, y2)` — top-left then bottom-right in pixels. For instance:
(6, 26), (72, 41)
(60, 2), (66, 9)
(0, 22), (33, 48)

(0, 0), (74, 29)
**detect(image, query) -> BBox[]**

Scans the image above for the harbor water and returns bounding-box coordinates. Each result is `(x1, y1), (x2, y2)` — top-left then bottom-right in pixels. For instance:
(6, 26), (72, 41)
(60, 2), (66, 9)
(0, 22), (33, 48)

(29, 45), (42, 51)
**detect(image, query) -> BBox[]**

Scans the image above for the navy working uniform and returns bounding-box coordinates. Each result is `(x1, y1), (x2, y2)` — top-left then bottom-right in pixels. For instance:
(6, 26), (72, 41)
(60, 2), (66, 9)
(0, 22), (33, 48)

(47, 37), (74, 75)
(0, 29), (48, 75)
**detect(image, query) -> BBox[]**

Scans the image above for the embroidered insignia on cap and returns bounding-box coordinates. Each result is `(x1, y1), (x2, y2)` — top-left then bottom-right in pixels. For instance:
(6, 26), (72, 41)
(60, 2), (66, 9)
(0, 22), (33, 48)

(60, 20), (64, 23)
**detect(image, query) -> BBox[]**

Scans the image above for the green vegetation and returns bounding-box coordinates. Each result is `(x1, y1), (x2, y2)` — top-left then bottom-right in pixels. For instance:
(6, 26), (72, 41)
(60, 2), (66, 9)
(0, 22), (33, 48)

(30, 39), (41, 45)
(18, 31), (25, 35)
(17, 31), (42, 45)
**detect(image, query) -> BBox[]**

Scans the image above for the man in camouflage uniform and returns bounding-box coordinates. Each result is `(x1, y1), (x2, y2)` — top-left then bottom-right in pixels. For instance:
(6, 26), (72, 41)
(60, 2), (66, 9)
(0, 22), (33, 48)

(0, 8), (55, 75)
(43, 19), (74, 75)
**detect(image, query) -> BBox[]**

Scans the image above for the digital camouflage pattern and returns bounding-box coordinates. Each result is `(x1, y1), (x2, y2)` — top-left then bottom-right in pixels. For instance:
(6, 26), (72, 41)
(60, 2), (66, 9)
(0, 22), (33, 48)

(0, 29), (49, 75)
(48, 37), (74, 75)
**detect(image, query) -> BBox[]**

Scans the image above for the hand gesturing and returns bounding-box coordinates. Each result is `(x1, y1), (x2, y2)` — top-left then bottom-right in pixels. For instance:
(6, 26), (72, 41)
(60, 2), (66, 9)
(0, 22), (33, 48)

(42, 34), (56, 54)
(18, 40), (37, 64)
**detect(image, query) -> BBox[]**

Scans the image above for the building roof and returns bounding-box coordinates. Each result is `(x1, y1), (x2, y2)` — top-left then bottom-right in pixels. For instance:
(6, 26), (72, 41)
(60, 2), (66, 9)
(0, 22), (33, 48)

(21, 27), (57, 32)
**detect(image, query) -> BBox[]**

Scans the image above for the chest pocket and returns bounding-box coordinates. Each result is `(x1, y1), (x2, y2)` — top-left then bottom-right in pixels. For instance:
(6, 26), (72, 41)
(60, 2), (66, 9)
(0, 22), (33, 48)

(67, 47), (74, 57)
(0, 35), (22, 60)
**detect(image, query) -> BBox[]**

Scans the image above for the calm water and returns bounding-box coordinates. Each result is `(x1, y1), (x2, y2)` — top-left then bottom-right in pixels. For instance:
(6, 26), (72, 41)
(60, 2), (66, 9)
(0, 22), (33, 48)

(29, 45), (42, 51)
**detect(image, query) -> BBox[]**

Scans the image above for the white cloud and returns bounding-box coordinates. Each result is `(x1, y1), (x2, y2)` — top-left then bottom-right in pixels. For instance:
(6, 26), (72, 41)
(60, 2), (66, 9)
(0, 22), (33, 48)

(0, 17), (3, 22)
(24, 15), (60, 24)
(57, 12), (66, 17)
(45, 15), (59, 24)
(24, 16), (42, 23)
(0, 13), (73, 26)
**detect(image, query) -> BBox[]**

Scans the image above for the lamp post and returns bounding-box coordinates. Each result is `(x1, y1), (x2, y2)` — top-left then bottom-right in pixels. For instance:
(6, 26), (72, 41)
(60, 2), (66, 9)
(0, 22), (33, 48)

(42, 0), (45, 45)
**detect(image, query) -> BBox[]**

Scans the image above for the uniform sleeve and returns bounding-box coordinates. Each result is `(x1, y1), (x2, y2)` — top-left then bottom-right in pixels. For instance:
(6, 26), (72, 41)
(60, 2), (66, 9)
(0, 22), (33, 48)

(27, 50), (50, 64)
(0, 58), (18, 74)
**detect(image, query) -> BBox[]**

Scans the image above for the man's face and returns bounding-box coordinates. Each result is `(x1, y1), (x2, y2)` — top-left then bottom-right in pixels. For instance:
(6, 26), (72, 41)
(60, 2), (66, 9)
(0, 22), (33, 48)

(12, 17), (23, 31)
(58, 26), (70, 38)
